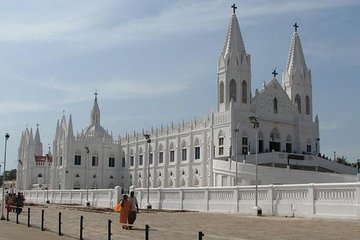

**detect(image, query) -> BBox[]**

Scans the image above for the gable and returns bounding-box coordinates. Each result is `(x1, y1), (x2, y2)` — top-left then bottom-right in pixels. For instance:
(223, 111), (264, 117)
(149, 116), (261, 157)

(252, 79), (298, 118)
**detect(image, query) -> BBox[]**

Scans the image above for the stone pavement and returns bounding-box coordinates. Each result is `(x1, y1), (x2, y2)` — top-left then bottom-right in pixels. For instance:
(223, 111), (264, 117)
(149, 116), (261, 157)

(1, 204), (360, 240)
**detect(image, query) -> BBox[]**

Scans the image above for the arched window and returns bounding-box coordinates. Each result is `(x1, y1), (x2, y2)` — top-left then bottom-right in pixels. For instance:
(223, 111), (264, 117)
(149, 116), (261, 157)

(306, 95), (310, 115)
(242, 80), (247, 103)
(273, 98), (278, 114)
(219, 81), (224, 103)
(181, 140), (187, 161)
(37, 173), (42, 178)
(270, 128), (280, 141)
(295, 95), (301, 113)
(229, 79), (237, 102)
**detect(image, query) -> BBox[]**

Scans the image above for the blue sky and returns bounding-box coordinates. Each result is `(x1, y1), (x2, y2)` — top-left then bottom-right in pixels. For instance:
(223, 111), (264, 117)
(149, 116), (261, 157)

(0, 0), (359, 170)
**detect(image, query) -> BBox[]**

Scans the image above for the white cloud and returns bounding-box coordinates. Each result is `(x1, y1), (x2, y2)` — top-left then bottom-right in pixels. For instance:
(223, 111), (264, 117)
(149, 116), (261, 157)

(0, 0), (358, 50)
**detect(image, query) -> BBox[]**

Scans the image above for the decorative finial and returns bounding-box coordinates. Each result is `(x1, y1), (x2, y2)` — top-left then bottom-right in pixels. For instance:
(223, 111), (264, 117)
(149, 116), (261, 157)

(293, 22), (299, 32)
(94, 90), (98, 100)
(62, 110), (65, 116)
(36, 123), (39, 128)
(231, 4), (237, 14)
(272, 68), (278, 78)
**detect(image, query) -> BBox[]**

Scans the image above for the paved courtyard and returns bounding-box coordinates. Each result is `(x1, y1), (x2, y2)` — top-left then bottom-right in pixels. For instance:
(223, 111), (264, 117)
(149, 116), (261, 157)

(1, 204), (360, 239)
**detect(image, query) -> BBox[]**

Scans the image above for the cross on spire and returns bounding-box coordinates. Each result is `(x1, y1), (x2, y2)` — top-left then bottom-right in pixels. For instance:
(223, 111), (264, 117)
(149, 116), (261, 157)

(231, 4), (237, 14)
(272, 68), (278, 78)
(293, 22), (299, 32)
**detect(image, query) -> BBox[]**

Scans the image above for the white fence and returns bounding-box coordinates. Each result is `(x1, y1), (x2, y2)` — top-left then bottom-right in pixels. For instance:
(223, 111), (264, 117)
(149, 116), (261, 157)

(23, 187), (122, 208)
(22, 182), (360, 219)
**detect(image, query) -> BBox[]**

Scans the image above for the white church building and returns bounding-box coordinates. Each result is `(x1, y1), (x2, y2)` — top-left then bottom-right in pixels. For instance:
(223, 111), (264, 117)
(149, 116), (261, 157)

(16, 5), (357, 191)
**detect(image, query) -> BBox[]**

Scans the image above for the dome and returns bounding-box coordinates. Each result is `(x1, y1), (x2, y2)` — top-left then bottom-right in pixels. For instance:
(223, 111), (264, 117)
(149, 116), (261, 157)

(82, 124), (110, 138)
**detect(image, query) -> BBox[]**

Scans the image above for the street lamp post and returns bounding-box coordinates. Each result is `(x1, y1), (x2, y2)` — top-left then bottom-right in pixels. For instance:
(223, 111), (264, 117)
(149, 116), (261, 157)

(85, 146), (90, 206)
(249, 117), (262, 216)
(46, 153), (50, 204)
(235, 123), (240, 186)
(1, 133), (10, 220)
(144, 134), (152, 209)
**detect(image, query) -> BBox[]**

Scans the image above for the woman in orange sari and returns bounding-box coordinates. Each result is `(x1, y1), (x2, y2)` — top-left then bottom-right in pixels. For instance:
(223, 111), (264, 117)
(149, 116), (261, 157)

(119, 194), (132, 229)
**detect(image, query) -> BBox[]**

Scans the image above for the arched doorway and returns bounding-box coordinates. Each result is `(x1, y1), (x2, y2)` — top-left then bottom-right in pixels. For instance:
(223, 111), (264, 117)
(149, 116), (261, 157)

(269, 128), (281, 152)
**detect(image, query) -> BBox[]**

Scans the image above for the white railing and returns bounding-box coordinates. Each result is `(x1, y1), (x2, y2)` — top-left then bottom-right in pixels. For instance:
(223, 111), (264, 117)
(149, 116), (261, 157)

(22, 186), (122, 208)
(135, 182), (360, 219)
(18, 182), (360, 219)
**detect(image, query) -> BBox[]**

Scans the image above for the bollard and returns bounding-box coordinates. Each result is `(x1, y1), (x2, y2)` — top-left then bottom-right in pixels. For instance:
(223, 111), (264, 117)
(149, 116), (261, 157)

(145, 224), (150, 240)
(6, 207), (9, 221)
(108, 219), (112, 240)
(27, 208), (31, 227)
(80, 215), (84, 240)
(198, 231), (205, 240)
(16, 207), (19, 224)
(59, 212), (63, 236)
(41, 209), (45, 231)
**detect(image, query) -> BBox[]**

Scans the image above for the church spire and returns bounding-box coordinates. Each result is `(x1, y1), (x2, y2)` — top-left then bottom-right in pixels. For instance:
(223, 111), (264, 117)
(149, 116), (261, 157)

(222, 4), (246, 59)
(34, 124), (43, 156)
(68, 114), (74, 139)
(217, 4), (251, 112)
(283, 23), (313, 121)
(286, 23), (307, 76)
(91, 91), (101, 125)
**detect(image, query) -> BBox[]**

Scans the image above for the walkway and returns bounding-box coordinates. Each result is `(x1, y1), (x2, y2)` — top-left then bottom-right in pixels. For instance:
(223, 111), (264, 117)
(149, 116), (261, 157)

(1, 204), (360, 239)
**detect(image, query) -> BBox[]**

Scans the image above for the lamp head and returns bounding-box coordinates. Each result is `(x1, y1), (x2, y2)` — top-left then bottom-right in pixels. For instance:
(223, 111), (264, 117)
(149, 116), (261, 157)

(249, 116), (259, 128)
(144, 134), (151, 143)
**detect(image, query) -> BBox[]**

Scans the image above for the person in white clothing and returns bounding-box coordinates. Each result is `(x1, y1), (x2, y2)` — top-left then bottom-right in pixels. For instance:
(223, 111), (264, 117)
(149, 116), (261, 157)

(128, 191), (139, 229)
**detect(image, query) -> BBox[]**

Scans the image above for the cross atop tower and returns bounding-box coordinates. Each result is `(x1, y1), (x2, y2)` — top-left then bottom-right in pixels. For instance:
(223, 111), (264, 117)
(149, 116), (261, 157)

(293, 22), (299, 32)
(272, 68), (278, 78)
(231, 4), (237, 14)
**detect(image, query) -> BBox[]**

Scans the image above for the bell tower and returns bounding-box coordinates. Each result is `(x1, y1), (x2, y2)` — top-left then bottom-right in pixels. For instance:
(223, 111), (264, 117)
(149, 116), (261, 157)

(217, 4), (251, 112)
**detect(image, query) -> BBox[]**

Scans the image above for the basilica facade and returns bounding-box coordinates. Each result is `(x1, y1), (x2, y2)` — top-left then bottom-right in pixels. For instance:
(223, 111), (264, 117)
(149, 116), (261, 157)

(17, 6), (330, 191)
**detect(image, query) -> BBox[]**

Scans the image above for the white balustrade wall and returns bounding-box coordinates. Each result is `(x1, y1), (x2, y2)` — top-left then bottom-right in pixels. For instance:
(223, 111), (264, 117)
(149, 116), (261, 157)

(19, 182), (360, 219)
(22, 186), (122, 208)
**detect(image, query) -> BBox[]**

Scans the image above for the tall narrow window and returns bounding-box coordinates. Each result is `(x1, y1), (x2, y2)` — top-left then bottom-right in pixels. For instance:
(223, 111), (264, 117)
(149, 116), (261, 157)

(242, 80), (247, 103)
(273, 98), (278, 114)
(139, 155), (143, 165)
(218, 137), (224, 155)
(219, 81), (224, 103)
(229, 79), (237, 102)
(74, 155), (81, 166)
(149, 153), (153, 165)
(59, 156), (63, 166)
(122, 157), (126, 167)
(306, 95), (310, 115)
(130, 156), (134, 166)
(170, 150), (175, 162)
(194, 146), (200, 160)
(92, 156), (98, 166)
(108, 157), (115, 167)
(307, 145), (312, 153)
(181, 148), (187, 161)
(295, 94), (301, 113)
(159, 152), (164, 164)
